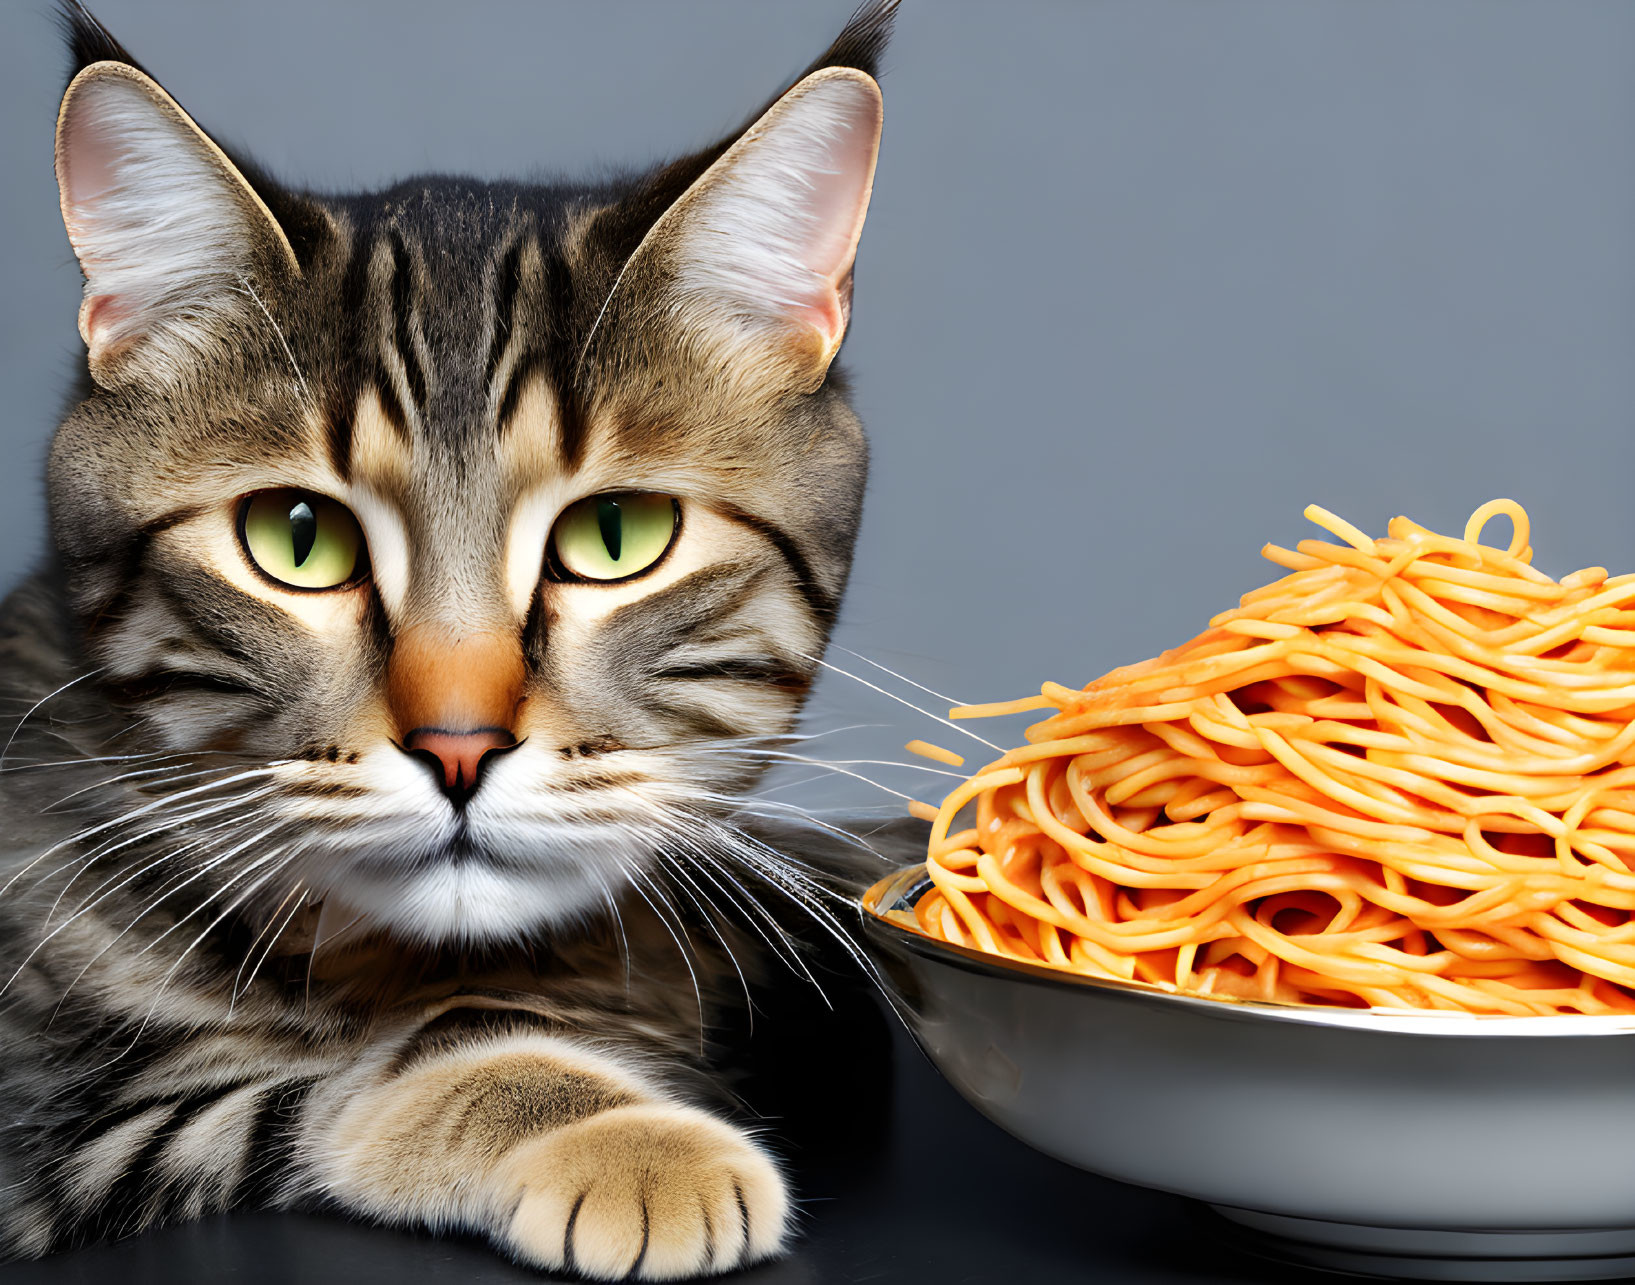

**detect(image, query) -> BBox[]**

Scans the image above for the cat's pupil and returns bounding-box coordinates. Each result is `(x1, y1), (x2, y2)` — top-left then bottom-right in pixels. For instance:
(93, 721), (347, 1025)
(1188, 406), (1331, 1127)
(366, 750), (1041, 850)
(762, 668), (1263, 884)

(597, 498), (622, 562)
(288, 501), (318, 568)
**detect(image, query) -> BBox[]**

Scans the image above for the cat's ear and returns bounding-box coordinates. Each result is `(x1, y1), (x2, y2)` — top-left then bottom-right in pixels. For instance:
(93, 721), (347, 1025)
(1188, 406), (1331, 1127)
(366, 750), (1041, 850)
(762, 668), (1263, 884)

(54, 59), (302, 380)
(610, 65), (884, 392)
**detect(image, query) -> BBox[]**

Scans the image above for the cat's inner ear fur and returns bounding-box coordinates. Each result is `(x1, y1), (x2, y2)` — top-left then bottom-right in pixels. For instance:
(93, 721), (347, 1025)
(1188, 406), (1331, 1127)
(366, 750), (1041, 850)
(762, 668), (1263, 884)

(54, 60), (301, 382)
(615, 66), (883, 393)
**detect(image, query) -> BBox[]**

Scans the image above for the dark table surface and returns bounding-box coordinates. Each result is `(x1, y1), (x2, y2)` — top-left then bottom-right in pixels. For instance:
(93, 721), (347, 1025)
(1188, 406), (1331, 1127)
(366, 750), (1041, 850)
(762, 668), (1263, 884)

(6, 983), (1326, 1285)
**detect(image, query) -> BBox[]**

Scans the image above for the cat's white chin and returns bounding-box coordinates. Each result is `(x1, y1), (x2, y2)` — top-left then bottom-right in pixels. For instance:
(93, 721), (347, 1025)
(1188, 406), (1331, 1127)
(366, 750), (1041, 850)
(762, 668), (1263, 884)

(314, 854), (618, 945)
(289, 814), (654, 945)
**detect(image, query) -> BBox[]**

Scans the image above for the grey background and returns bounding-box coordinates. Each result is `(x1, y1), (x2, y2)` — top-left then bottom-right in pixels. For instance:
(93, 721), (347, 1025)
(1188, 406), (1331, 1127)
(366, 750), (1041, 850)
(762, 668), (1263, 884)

(5, 0), (1635, 790)
(5, 3), (1635, 1281)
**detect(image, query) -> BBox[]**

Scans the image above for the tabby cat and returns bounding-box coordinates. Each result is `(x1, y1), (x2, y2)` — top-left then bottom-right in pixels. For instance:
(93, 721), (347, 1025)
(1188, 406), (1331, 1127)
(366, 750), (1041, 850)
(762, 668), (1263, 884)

(0, 1), (893, 1277)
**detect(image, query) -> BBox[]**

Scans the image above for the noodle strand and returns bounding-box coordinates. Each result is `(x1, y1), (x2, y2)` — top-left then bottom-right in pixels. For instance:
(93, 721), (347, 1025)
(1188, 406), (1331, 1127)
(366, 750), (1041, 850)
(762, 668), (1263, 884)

(912, 503), (1635, 1015)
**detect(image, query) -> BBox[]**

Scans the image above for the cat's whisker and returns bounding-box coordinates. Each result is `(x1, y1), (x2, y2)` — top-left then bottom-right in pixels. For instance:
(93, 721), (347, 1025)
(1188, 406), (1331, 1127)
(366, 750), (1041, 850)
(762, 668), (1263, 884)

(730, 842), (855, 913)
(794, 651), (1002, 751)
(746, 782), (909, 816)
(654, 802), (846, 1010)
(703, 747), (967, 780)
(736, 878), (886, 1006)
(594, 878), (633, 992)
(653, 854), (756, 1016)
(9, 780), (280, 913)
(37, 759), (217, 814)
(304, 900), (372, 1007)
(40, 829), (263, 1026)
(829, 644), (970, 707)
(689, 850), (826, 1006)
(744, 769), (842, 798)
(698, 723), (888, 750)
(231, 879), (309, 1009)
(67, 763), (284, 839)
(0, 666), (107, 769)
(698, 814), (885, 985)
(744, 754), (920, 803)
(23, 816), (287, 984)
(310, 897), (371, 960)
(622, 866), (705, 1047)
(43, 807), (258, 924)
(0, 749), (180, 776)
(118, 823), (293, 961)
(30, 818), (285, 1012)
(156, 851), (303, 984)
(721, 750), (959, 807)
(715, 813), (881, 903)
(655, 816), (814, 985)
(9, 763), (285, 883)
(26, 807), (211, 908)
(233, 274), (311, 401)
(734, 873), (879, 1000)
(86, 847), (301, 1072)
(692, 790), (893, 859)
(36, 754), (256, 814)
(30, 786), (282, 914)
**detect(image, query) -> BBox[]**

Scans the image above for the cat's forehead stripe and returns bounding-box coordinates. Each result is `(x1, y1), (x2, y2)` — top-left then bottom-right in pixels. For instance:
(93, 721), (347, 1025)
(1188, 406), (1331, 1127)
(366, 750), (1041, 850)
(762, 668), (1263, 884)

(493, 230), (592, 472)
(495, 373), (565, 482)
(386, 230), (429, 424)
(482, 235), (527, 392)
(347, 385), (416, 493)
(496, 351), (550, 445)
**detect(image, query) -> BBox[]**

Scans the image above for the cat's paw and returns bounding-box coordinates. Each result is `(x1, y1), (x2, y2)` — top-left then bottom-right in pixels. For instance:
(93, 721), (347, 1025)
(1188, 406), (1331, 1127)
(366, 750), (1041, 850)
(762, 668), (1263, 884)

(498, 1102), (789, 1280)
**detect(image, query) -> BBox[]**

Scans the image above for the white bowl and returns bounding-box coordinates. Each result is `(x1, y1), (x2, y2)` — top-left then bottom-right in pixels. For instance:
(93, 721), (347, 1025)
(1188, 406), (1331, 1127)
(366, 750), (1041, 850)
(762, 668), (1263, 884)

(861, 862), (1635, 1282)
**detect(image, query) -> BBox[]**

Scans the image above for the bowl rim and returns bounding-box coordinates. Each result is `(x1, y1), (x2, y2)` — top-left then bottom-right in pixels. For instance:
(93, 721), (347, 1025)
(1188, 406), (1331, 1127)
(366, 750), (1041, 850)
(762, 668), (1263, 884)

(860, 862), (1635, 1038)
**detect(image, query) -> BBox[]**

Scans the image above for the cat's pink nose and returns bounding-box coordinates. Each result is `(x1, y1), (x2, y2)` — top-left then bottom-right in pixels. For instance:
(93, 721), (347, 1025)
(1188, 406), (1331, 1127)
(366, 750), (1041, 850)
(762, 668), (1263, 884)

(388, 626), (526, 807)
(401, 728), (516, 806)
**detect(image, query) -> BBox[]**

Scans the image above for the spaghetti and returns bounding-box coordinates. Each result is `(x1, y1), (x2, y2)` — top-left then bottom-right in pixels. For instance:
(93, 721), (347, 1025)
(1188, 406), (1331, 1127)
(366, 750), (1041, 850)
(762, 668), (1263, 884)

(914, 501), (1635, 1015)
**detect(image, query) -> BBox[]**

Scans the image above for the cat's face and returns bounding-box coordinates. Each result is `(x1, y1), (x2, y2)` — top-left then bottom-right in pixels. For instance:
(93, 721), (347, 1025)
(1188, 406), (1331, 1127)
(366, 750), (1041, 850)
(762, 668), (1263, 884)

(44, 11), (885, 943)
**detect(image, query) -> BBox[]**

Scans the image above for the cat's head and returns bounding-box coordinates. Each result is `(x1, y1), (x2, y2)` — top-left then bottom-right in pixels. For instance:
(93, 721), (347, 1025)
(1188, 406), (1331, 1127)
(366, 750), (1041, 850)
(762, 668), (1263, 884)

(44, 2), (891, 944)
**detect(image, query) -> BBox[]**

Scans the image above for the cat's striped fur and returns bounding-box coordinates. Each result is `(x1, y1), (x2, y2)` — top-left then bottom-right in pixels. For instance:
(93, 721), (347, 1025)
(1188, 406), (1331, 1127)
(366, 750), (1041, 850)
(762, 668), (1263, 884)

(0, 2), (894, 1276)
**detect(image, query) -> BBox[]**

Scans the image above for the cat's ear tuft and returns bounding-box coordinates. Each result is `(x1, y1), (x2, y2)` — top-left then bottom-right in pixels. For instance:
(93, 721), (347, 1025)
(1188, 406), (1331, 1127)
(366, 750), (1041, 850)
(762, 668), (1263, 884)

(55, 0), (149, 89)
(635, 66), (884, 389)
(796, 0), (899, 82)
(54, 60), (301, 380)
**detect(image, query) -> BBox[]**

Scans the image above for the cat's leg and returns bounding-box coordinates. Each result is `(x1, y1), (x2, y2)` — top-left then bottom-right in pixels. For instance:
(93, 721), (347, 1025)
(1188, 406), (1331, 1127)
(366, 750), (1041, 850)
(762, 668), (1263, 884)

(0, 1047), (341, 1256)
(300, 1024), (789, 1281)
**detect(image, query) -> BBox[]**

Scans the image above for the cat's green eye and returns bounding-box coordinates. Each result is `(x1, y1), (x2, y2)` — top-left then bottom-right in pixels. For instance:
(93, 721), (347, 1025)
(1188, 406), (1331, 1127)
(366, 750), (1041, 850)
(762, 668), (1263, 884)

(239, 490), (365, 591)
(550, 492), (680, 583)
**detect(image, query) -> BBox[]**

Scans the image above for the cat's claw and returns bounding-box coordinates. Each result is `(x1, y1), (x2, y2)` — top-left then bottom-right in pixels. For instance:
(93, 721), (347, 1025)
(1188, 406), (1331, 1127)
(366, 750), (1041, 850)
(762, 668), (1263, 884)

(500, 1103), (789, 1280)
